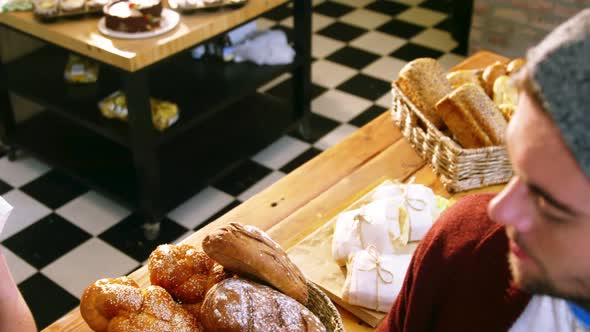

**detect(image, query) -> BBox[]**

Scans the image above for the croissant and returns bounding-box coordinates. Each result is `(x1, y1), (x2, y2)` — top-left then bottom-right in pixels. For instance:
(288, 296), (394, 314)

(80, 276), (201, 332)
(148, 244), (230, 315)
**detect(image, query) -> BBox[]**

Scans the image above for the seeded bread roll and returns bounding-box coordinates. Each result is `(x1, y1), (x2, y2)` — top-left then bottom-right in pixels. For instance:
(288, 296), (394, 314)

(395, 58), (452, 128)
(436, 83), (508, 148)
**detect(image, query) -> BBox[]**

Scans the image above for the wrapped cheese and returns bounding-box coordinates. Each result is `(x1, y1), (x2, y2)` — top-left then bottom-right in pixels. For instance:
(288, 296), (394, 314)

(98, 91), (180, 131)
(0, 196), (13, 236)
(402, 184), (439, 243)
(64, 54), (99, 84)
(342, 247), (412, 313)
(332, 198), (404, 266)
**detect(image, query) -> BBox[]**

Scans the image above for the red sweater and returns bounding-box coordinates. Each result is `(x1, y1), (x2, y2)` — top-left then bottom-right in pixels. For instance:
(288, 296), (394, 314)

(376, 194), (532, 332)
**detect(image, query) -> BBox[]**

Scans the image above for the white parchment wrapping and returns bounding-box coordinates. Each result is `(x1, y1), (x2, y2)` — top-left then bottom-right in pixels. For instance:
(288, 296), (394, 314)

(342, 249), (412, 313)
(333, 183), (440, 265)
(331, 198), (404, 266)
(403, 184), (438, 242)
(287, 180), (451, 327)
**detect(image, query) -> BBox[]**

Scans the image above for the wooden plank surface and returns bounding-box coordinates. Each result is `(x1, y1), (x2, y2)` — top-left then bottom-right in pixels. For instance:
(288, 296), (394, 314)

(268, 138), (426, 250)
(43, 51), (509, 331)
(0, 0), (288, 71)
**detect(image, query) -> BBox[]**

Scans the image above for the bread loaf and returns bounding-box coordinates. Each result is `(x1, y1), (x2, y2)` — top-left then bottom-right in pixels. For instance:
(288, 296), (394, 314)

(446, 69), (483, 90)
(492, 75), (518, 108)
(436, 83), (508, 148)
(148, 244), (230, 316)
(498, 104), (516, 122)
(200, 278), (326, 332)
(395, 58), (452, 128)
(80, 277), (201, 332)
(202, 222), (308, 304)
(506, 58), (526, 75)
(482, 61), (507, 97)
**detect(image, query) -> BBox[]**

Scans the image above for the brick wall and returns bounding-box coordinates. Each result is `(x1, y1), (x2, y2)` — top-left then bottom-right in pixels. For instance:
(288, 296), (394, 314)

(469, 0), (588, 58)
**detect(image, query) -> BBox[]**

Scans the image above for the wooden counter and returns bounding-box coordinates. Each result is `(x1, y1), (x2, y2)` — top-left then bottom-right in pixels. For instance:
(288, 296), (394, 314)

(44, 51), (508, 332)
(0, 0), (288, 71)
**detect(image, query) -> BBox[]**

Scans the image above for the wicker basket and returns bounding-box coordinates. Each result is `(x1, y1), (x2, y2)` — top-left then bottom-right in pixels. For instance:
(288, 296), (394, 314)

(306, 281), (345, 332)
(390, 83), (513, 193)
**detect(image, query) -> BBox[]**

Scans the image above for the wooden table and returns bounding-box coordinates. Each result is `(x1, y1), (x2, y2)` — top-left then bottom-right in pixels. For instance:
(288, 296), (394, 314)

(0, 0), (292, 71)
(0, 0), (313, 236)
(44, 51), (508, 331)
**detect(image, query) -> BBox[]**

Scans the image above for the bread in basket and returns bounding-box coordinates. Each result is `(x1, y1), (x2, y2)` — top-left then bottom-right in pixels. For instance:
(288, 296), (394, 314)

(391, 58), (514, 193)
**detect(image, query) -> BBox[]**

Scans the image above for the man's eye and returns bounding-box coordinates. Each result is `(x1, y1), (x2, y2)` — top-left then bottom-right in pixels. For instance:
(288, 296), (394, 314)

(535, 195), (569, 223)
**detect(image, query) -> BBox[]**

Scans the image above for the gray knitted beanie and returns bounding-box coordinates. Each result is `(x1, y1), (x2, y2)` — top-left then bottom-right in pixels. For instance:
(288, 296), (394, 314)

(525, 9), (590, 177)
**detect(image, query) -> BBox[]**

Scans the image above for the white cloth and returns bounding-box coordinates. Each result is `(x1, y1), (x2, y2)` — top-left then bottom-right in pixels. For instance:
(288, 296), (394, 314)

(227, 21), (257, 45)
(233, 30), (295, 65)
(510, 295), (589, 332)
(342, 248), (412, 313)
(0, 196), (13, 236)
(332, 198), (403, 266)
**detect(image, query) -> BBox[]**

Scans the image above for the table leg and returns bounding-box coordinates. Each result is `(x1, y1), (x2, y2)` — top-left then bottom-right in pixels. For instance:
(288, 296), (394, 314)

(0, 56), (18, 161)
(123, 70), (162, 240)
(450, 0), (473, 55)
(293, 0), (312, 139)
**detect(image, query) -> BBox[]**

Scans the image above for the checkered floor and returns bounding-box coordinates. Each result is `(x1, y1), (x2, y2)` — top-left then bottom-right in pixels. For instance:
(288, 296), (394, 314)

(0, 0), (466, 329)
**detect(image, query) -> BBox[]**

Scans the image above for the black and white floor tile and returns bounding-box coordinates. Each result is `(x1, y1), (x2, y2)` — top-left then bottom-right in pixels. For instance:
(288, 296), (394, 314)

(0, 0), (467, 328)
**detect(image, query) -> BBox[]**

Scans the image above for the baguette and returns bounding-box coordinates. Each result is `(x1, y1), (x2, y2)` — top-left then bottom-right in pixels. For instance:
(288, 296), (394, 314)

(395, 58), (452, 128)
(202, 222), (308, 305)
(436, 83), (508, 148)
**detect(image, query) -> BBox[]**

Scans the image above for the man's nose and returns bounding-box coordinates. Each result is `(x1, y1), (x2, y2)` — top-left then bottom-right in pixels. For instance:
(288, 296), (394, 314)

(488, 177), (534, 233)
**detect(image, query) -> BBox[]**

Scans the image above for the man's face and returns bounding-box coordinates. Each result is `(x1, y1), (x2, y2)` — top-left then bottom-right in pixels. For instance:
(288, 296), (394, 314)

(488, 91), (590, 304)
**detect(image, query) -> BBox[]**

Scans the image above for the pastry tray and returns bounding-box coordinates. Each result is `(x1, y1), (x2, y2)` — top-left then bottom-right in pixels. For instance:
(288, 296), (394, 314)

(167, 0), (246, 13)
(33, 0), (106, 19)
